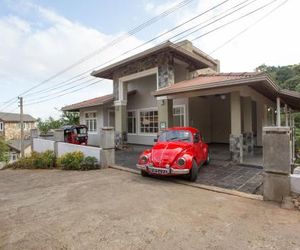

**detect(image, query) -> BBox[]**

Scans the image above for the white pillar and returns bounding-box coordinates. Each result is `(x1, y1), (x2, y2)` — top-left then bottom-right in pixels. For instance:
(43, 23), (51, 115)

(285, 104), (289, 126)
(231, 91), (241, 135)
(276, 97), (281, 127)
(243, 97), (252, 133)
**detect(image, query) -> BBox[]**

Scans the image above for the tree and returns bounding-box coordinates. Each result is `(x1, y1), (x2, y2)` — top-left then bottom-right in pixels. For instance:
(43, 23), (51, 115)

(37, 111), (80, 135)
(0, 137), (9, 163)
(61, 111), (80, 125)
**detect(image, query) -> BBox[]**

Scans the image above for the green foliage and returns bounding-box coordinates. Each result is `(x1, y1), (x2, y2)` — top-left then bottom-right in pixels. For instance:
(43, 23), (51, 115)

(81, 156), (99, 171)
(37, 117), (63, 135)
(61, 112), (80, 126)
(256, 63), (300, 91)
(57, 151), (84, 170)
(37, 111), (80, 135)
(0, 137), (9, 163)
(6, 150), (56, 169)
(57, 151), (99, 171)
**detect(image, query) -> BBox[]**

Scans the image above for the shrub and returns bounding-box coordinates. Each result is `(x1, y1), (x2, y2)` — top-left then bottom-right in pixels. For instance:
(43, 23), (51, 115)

(81, 156), (99, 171)
(57, 151), (99, 171)
(57, 151), (84, 170)
(6, 150), (56, 169)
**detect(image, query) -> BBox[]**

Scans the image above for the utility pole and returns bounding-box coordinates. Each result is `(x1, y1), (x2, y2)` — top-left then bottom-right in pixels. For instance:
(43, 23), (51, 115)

(18, 97), (24, 157)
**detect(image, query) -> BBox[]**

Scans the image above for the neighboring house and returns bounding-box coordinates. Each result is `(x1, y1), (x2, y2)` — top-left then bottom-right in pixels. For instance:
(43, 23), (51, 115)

(62, 40), (300, 163)
(0, 112), (36, 140)
(7, 139), (32, 163)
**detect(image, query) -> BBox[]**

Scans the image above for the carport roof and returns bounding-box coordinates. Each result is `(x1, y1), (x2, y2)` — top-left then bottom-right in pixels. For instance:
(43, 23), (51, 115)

(153, 72), (300, 111)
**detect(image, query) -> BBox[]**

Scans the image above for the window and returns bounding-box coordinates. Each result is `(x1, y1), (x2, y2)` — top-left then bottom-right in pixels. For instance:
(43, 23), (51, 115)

(85, 112), (97, 132)
(140, 110), (158, 134)
(127, 111), (136, 134)
(158, 130), (192, 142)
(173, 106), (185, 127)
(0, 122), (3, 131)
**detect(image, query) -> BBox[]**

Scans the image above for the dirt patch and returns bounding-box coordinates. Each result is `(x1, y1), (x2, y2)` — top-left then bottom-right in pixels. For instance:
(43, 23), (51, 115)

(0, 169), (300, 249)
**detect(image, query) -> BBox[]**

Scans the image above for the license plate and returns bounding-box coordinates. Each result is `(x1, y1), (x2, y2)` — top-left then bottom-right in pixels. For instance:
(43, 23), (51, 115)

(149, 168), (169, 174)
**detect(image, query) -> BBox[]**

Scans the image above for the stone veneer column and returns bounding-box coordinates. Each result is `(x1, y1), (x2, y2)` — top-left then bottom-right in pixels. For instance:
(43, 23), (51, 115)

(242, 97), (254, 155)
(230, 91), (243, 163)
(157, 54), (175, 130)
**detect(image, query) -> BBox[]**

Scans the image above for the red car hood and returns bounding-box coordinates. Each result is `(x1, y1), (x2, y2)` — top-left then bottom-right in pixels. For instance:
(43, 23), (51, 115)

(151, 141), (192, 167)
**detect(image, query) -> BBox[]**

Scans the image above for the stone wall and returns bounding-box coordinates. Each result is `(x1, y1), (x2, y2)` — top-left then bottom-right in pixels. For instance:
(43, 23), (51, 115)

(4, 122), (35, 140)
(229, 134), (243, 163)
(243, 132), (254, 154)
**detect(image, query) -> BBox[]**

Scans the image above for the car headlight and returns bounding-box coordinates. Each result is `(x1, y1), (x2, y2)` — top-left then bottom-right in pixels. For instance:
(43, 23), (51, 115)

(177, 157), (186, 167)
(140, 155), (149, 164)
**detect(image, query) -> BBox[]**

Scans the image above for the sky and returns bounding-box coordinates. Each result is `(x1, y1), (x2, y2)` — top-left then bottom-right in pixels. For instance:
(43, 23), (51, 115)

(0, 0), (299, 119)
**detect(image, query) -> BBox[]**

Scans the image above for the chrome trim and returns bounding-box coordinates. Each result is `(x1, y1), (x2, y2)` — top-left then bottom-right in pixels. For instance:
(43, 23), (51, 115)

(136, 164), (189, 175)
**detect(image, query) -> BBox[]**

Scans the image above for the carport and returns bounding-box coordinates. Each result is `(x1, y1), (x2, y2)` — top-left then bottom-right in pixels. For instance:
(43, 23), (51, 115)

(116, 72), (300, 194)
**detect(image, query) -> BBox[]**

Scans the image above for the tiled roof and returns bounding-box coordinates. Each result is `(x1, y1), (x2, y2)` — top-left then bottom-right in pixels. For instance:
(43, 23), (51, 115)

(62, 94), (114, 111)
(0, 112), (36, 122)
(62, 90), (137, 111)
(154, 72), (264, 96)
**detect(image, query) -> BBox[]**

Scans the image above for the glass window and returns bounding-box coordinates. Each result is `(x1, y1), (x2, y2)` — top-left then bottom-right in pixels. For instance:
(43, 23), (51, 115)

(140, 110), (158, 134)
(85, 112), (97, 132)
(127, 111), (136, 134)
(0, 122), (3, 131)
(173, 106), (185, 127)
(158, 130), (192, 142)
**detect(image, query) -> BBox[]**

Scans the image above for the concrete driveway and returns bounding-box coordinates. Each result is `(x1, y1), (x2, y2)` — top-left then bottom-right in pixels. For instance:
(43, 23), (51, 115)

(0, 169), (300, 250)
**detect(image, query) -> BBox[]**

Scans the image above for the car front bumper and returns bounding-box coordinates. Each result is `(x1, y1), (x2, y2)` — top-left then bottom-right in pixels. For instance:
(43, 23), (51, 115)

(136, 164), (190, 175)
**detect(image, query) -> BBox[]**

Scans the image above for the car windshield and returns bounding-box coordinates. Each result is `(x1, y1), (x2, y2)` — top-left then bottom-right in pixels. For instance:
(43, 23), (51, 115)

(158, 130), (192, 142)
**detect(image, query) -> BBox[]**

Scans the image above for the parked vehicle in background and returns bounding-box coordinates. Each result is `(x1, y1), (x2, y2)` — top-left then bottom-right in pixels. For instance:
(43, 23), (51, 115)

(137, 127), (209, 182)
(63, 125), (88, 145)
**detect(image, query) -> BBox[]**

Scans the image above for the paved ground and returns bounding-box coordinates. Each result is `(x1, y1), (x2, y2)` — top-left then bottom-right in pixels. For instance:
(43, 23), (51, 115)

(116, 145), (263, 194)
(0, 169), (300, 249)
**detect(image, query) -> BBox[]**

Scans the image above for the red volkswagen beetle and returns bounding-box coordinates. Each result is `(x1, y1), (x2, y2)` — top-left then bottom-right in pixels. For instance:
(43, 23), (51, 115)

(136, 127), (210, 182)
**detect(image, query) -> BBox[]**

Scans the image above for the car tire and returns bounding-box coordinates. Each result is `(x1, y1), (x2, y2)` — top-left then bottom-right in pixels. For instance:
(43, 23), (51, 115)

(204, 151), (210, 166)
(141, 170), (149, 177)
(188, 159), (199, 182)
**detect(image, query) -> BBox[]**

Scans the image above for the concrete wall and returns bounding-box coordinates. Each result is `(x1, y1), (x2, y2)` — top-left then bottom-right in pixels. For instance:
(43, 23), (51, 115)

(33, 138), (55, 152)
(56, 142), (101, 162)
(33, 138), (101, 162)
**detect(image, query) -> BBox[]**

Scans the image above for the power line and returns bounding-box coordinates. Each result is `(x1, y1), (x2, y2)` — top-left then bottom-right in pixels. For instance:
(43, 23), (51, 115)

(209, 0), (288, 54)
(24, 0), (278, 106)
(23, 0), (231, 100)
(25, 0), (252, 104)
(0, 0), (195, 112)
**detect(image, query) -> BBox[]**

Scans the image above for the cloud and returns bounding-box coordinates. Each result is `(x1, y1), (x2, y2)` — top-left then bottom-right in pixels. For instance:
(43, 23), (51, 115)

(0, 1), (148, 119)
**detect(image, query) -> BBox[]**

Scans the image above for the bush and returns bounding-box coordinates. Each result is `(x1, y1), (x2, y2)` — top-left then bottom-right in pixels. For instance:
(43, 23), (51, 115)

(81, 156), (99, 171)
(57, 151), (99, 171)
(57, 151), (84, 170)
(6, 150), (56, 169)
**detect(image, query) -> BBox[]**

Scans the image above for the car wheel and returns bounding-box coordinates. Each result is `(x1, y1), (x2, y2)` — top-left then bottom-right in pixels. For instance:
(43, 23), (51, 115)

(141, 170), (149, 177)
(204, 151), (210, 166)
(188, 159), (199, 182)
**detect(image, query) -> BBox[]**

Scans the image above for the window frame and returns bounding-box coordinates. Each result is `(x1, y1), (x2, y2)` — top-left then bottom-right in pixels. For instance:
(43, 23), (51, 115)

(0, 121), (3, 132)
(127, 110), (137, 135)
(138, 107), (158, 136)
(173, 105), (186, 127)
(84, 111), (97, 134)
